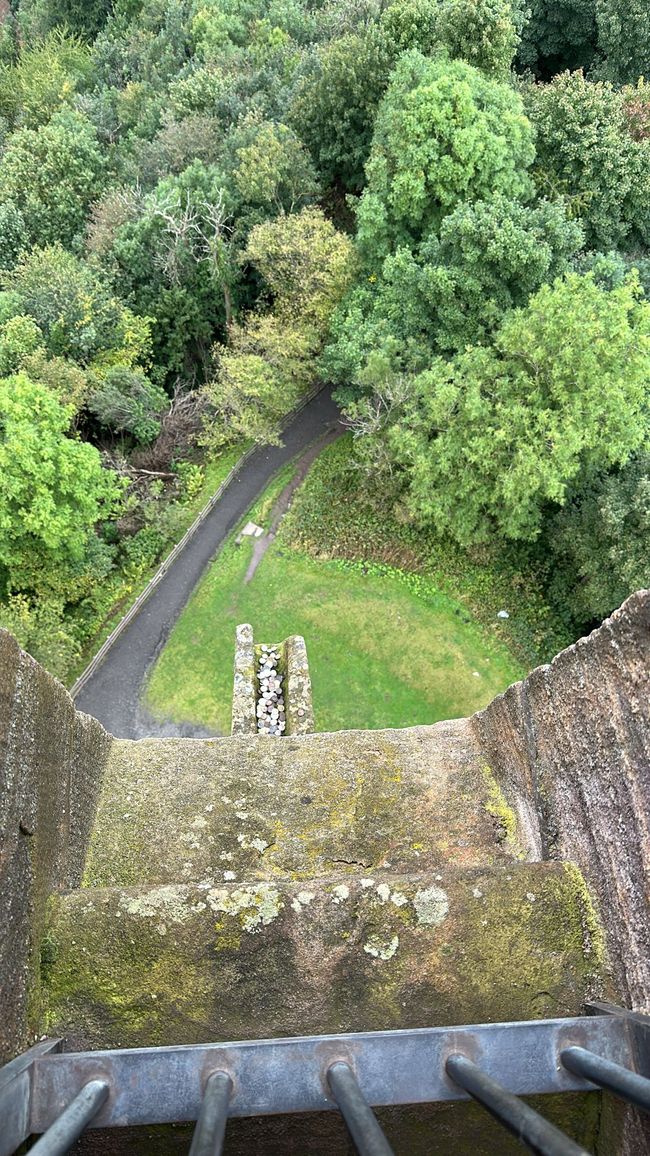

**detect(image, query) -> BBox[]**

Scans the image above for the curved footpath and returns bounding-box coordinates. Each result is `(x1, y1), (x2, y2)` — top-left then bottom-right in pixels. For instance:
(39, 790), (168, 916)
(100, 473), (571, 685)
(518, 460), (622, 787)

(75, 386), (343, 738)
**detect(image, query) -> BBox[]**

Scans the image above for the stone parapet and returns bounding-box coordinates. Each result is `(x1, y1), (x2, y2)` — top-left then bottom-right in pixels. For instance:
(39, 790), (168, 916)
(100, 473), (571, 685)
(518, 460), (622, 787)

(231, 625), (314, 736)
(231, 624), (256, 736)
(285, 633), (314, 733)
(0, 630), (111, 1063)
(473, 591), (650, 1015)
(82, 720), (519, 889)
(44, 862), (598, 1051)
(2, 590), (650, 1153)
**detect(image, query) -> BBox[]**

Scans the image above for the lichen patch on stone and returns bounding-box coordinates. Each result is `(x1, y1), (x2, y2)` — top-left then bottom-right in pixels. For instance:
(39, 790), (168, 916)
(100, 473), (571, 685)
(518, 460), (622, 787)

(364, 934), (399, 960)
(331, 884), (350, 904)
(414, 885), (450, 926)
(118, 886), (193, 925)
(205, 884), (283, 933)
(291, 890), (316, 913)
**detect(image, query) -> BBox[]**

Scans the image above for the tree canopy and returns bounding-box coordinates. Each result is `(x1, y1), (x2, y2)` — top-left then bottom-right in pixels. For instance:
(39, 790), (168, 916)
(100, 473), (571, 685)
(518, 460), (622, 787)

(0, 109), (105, 248)
(547, 454), (650, 625)
(0, 373), (120, 588)
(525, 70), (650, 250)
(356, 52), (535, 263)
(1, 0), (650, 676)
(350, 274), (650, 544)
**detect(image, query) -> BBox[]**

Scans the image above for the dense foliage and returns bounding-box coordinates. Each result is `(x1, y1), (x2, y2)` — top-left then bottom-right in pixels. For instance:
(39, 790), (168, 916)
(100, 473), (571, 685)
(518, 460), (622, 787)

(0, 0), (648, 679)
(348, 275), (650, 544)
(0, 373), (120, 585)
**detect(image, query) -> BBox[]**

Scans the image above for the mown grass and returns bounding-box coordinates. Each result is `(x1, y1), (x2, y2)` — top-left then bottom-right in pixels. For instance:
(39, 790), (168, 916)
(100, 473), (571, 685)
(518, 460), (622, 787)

(145, 470), (524, 733)
(280, 435), (571, 667)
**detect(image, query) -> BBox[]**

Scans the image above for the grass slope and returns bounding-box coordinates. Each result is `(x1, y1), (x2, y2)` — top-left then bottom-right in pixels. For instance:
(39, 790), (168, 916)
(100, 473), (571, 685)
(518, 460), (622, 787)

(145, 531), (523, 734)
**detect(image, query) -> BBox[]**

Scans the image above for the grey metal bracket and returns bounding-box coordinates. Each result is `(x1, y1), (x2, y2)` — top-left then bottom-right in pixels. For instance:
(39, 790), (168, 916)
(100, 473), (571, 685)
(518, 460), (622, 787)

(2, 1008), (649, 1156)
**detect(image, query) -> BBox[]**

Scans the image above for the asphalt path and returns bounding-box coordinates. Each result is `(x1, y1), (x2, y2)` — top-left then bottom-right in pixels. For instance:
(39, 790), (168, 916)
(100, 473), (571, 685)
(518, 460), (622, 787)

(75, 386), (343, 737)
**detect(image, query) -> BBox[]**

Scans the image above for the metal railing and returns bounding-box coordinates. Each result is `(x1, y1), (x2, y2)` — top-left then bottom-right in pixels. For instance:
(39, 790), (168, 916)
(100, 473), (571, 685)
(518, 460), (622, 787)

(2, 1003), (649, 1156)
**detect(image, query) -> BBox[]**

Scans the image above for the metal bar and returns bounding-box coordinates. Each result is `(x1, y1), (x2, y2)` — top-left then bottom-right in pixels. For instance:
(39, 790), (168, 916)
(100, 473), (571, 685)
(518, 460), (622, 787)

(585, 1001), (650, 1023)
(445, 1054), (590, 1156)
(188, 1072), (232, 1156)
(561, 1046), (650, 1113)
(30, 1016), (630, 1130)
(29, 1079), (109, 1156)
(584, 1001), (650, 1078)
(0, 1039), (62, 1156)
(327, 1062), (394, 1156)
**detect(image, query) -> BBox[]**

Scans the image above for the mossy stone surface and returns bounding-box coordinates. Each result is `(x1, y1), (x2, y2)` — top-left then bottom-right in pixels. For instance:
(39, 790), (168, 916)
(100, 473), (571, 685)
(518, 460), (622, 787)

(475, 589), (650, 1014)
(43, 861), (603, 1051)
(0, 629), (111, 1062)
(83, 721), (524, 889)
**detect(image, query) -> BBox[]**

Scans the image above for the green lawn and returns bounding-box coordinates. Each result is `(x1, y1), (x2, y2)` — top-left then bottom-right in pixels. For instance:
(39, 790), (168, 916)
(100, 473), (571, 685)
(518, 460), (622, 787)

(145, 533), (524, 734)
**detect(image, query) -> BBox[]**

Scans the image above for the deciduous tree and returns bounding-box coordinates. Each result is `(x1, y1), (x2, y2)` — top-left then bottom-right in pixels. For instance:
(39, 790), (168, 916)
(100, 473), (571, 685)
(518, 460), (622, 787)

(242, 207), (355, 329)
(546, 455), (650, 626)
(87, 365), (169, 443)
(203, 208), (354, 444)
(8, 244), (152, 367)
(0, 29), (94, 128)
(324, 195), (583, 380)
(594, 0), (650, 85)
(517, 0), (597, 75)
(349, 273), (650, 544)
(525, 70), (650, 250)
(0, 373), (120, 587)
(99, 162), (234, 380)
(289, 28), (393, 191)
(356, 52), (535, 263)
(0, 109), (105, 248)
(434, 0), (523, 75)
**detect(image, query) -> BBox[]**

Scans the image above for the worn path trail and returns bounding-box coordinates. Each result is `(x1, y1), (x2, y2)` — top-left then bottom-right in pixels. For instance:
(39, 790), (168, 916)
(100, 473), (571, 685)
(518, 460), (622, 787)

(243, 423), (343, 584)
(75, 387), (343, 737)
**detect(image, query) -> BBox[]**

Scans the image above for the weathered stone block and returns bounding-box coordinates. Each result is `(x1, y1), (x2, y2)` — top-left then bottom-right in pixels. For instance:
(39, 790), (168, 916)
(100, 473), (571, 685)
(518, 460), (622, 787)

(43, 862), (601, 1051)
(231, 624), (256, 736)
(285, 634), (314, 734)
(474, 591), (650, 1013)
(83, 721), (521, 888)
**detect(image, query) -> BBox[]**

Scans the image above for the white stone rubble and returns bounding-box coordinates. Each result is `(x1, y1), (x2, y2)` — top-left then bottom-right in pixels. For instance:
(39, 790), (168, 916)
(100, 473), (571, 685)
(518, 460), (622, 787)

(256, 646), (286, 736)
